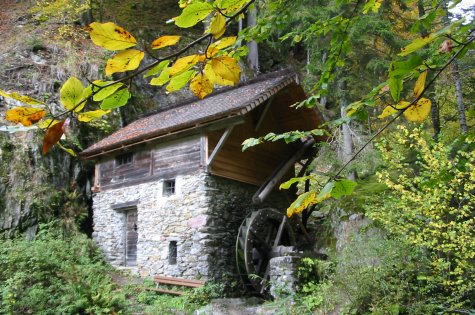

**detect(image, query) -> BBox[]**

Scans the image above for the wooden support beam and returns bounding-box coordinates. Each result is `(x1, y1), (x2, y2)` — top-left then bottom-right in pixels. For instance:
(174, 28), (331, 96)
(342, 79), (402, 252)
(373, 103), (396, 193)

(252, 138), (315, 204)
(254, 95), (275, 133)
(206, 126), (234, 167)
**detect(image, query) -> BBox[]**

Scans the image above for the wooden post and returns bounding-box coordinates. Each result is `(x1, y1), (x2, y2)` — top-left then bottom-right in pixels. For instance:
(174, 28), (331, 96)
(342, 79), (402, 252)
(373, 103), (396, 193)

(253, 138), (315, 204)
(206, 126), (234, 167)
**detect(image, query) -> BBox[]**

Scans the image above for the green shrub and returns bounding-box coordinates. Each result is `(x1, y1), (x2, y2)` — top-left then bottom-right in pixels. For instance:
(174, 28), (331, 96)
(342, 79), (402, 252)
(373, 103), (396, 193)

(287, 234), (440, 314)
(367, 128), (475, 310)
(0, 222), (128, 314)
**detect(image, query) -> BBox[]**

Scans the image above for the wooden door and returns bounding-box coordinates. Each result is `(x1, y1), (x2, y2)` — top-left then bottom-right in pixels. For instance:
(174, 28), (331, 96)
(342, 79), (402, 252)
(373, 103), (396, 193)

(125, 210), (138, 266)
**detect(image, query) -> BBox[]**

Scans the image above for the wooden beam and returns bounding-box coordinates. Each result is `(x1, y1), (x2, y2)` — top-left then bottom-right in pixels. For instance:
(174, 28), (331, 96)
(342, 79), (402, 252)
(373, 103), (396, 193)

(200, 135), (208, 167)
(92, 163), (100, 192)
(252, 138), (315, 204)
(254, 95), (275, 132)
(206, 126), (234, 167)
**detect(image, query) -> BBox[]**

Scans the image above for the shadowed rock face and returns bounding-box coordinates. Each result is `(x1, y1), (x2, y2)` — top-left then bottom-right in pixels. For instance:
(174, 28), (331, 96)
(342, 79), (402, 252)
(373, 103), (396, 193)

(0, 131), (92, 238)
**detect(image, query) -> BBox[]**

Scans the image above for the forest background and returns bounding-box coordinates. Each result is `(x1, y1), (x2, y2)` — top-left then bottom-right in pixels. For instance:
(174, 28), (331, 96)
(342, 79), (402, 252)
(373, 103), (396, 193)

(0, 0), (474, 314)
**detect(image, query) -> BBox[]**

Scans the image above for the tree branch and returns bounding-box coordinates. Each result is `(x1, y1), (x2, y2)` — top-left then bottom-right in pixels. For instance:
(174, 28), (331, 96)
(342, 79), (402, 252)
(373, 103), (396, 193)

(332, 32), (475, 180)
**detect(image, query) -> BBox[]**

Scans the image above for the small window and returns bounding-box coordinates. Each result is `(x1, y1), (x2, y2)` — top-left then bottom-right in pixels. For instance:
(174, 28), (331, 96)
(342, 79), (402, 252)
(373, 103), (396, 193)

(163, 179), (175, 196)
(169, 241), (177, 265)
(116, 153), (133, 166)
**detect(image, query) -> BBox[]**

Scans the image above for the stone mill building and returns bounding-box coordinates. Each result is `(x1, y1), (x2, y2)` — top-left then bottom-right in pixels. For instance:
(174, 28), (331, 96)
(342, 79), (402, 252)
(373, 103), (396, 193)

(81, 70), (322, 281)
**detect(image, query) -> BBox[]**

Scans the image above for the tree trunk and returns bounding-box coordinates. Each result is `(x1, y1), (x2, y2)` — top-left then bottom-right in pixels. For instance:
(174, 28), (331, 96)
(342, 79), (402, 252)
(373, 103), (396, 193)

(453, 61), (467, 134)
(247, 4), (259, 74)
(430, 97), (440, 141)
(338, 80), (356, 181)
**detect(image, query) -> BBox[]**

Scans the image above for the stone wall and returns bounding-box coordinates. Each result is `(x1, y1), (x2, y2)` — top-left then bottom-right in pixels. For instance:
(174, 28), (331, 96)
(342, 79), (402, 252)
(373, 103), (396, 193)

(204, 175), (288, 281)
(92, 170), (289, 281)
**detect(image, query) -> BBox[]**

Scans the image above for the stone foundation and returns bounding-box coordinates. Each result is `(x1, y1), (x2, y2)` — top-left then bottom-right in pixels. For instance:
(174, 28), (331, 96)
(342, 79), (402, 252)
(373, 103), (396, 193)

(268, 255), (300, 298)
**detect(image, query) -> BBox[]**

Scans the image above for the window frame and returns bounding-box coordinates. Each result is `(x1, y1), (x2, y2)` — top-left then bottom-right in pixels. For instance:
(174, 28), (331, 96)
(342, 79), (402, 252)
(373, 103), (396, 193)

(163, 179), (176, 197)
(115, 152), (133, 167)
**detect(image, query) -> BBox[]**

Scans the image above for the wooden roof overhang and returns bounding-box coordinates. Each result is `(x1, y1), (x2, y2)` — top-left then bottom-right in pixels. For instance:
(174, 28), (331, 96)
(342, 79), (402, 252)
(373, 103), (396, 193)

(81, 70), (323, 164)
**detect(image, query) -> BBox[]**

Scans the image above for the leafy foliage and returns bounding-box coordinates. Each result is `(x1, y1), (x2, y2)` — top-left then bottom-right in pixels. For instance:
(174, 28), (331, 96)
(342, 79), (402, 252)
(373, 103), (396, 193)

(0, 223), (128, 314)
(366, 126), (475, 310)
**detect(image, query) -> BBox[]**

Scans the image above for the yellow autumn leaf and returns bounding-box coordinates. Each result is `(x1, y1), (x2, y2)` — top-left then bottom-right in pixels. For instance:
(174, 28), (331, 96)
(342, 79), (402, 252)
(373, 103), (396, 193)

(204, 63), (234, 86)
(77, 109), (111, 122)
(414, 70), (428, 98)
(169, 55), (200, 76)
(378, 101), (410, 119)
(206, 36), (237, 57)
(286, 191), (318, 217)
(210, 13), (226, 39)
(60, 77), (85, 112)
(105, 49), (145, 76)
(0, 90), (45, 105)
(87, 22), (137, 51)
(378, 106), (398, 119)
(151, 35), (181, 49)
(210, 56), (240, 84)
(190, 73), (213, 99)
(5, 107), (46, 126)
(38, 119), (61, 129)
(404, 98), (432, 122)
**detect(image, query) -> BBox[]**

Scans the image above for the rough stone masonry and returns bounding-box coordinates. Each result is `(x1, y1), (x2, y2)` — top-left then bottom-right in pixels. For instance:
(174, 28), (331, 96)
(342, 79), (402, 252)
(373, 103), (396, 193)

(92, 170), (287, 281)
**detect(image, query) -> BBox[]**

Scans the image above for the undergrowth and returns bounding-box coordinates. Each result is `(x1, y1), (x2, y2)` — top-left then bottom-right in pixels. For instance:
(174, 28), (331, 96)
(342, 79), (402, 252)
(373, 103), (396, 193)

(0, 222), (128, 315)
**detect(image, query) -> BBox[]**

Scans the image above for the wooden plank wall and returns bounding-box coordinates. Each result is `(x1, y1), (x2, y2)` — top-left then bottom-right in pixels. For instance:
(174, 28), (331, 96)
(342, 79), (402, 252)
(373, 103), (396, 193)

(152, 137), (202, 179)
(99, 136), (202, 190)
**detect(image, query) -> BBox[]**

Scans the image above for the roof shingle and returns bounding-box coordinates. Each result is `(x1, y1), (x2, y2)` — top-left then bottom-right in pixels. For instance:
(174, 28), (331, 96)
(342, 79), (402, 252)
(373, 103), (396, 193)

(81, 71), (297, 158)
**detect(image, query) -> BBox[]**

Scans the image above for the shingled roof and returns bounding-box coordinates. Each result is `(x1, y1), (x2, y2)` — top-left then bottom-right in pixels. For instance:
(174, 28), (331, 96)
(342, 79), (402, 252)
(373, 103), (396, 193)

(81, 70), (299, 158)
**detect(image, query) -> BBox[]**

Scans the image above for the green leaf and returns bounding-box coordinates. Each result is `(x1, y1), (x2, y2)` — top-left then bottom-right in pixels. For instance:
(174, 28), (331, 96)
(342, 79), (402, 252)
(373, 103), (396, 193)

(311, 129), (327, 137)
(317, 181), (335, 200)
(331, 179), (357, 198)
(388, 76), (403, 102)
(217, 0), (247, 14)
(91, 81), (124, 101)
(174, 2), (214, 28)
(389, 55), (422, 77)
(150, 67), (171, 86)
(100, 89), (131, 109)
(60, 77), (85, 112)
(242, 137), (262, 151)
(144, 60), (170, 78)
(166, 70), (196, 92)
(280, 176), (312, 190)
(57, 142), (77, 157)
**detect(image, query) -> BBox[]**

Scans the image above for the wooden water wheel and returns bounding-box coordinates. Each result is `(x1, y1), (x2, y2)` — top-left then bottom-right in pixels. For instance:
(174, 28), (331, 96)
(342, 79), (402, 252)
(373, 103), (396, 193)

(235, 208), (296, 294)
